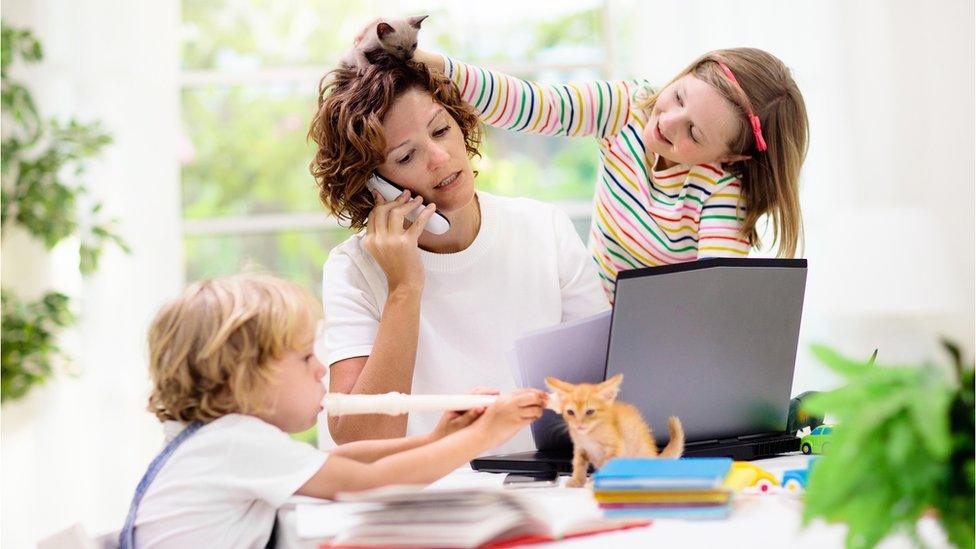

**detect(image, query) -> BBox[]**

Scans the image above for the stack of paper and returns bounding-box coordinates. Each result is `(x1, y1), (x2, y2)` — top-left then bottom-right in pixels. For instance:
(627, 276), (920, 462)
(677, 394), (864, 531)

(593, 458), (734, 520)
(323, 486), (649, 548)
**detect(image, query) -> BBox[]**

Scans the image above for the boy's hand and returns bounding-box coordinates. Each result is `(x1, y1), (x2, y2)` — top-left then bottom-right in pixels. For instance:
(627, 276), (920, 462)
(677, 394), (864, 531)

(475, 389), (548, 447)
(429, 387), (499, 441)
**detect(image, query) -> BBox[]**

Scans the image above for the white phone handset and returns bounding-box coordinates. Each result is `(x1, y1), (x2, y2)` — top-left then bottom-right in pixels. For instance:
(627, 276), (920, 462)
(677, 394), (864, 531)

(366, 173), (451, 235)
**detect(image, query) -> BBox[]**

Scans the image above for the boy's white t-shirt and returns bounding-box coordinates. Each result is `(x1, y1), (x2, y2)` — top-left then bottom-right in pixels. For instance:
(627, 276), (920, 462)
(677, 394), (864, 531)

(322, 191), (610, 453)
(134, 414), (328, 549)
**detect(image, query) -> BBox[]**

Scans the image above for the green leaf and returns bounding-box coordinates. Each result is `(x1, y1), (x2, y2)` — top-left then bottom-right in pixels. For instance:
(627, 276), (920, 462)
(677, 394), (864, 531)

(802, 342), (974, 549)
(2, 22), (126, 400)
(1, 290), (76, 402)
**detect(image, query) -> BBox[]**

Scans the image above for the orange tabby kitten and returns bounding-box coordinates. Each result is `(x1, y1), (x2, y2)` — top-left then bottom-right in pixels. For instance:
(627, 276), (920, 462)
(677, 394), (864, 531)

(545, 373), (685, 487)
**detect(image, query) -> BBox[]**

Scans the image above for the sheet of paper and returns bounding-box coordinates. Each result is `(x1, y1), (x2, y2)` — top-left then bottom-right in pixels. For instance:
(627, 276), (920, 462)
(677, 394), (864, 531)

(513, 310), (611, 390)
(295, 502), (374, 539)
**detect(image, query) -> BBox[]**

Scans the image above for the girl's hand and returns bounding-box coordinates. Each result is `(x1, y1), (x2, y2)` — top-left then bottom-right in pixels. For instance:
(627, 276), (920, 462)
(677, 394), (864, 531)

(362, 189), (436, 292)
(474, 389), (548, 447)
(429, 387), (500, 441)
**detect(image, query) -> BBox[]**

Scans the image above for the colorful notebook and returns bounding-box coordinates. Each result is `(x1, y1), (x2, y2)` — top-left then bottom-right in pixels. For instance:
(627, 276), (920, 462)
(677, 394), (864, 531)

(593, 458), (733, 489)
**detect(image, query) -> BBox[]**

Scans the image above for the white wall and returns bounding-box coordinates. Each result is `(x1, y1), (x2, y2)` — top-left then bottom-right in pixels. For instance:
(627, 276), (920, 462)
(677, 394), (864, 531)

(615, 0), (975, 389)
(1, 1), (182, 547)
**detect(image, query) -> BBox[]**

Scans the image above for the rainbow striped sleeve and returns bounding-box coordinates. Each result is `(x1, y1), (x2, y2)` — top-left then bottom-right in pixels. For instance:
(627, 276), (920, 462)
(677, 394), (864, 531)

(696, 177), (750, 257)
(443, 56), (638, 140)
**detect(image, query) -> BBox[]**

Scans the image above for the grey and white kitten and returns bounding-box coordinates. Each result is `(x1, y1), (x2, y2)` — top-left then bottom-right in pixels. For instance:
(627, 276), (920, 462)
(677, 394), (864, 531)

(341, 15), (428, 70)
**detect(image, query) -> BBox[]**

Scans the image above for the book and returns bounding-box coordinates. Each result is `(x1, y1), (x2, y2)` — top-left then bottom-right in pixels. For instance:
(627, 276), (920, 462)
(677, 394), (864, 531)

(593, 458), (733, 490)
(318, 486), (650, 548)
(592, 458), (736, 520)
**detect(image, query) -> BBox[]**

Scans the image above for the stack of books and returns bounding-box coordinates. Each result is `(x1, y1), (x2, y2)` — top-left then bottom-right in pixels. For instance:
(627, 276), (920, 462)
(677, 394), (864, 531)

(322, 486), (650, 548)
(592, 457), (735, 520)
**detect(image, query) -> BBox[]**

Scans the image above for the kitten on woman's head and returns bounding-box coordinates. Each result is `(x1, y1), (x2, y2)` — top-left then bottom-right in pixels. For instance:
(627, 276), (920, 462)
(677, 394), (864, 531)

(545, 374), (684, 488)
(341, 15), (428, 71)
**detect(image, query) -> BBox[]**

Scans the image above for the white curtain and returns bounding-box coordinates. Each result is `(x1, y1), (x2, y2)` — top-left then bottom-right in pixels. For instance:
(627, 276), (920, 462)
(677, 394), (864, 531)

(616, 0), (975, 390)
(1, 1), (182, 547)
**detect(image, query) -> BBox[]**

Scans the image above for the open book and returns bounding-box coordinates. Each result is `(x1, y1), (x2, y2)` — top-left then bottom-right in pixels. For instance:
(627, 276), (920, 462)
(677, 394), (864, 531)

(319, 485), (649, 548)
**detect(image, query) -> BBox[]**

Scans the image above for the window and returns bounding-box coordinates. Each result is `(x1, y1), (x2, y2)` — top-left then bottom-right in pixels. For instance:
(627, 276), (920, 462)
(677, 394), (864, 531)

(180, 1), (611, 292)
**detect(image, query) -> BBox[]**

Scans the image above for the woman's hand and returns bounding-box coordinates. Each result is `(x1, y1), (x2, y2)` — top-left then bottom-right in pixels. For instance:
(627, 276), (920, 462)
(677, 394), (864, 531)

(363, 189), (436, 292)
(428, 387), (500, 441)
(474, 389), (548, 448)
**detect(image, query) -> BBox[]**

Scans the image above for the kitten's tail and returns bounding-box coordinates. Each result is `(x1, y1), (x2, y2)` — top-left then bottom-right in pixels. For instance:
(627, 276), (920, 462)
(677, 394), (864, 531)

(659, 416), (685, 458)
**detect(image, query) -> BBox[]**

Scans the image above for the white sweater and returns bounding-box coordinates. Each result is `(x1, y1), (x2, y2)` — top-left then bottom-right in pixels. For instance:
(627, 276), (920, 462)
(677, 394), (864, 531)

(321, 191), (609, 452)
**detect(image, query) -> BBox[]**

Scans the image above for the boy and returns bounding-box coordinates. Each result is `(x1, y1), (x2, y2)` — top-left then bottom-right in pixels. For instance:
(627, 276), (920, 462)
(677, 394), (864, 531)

(121, 273), (546, 548)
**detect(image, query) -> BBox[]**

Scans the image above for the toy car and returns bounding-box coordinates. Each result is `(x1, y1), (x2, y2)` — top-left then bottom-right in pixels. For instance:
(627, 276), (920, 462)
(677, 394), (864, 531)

(800, 425), (833, 454)
(725, 461), (780, 493)
(781, 456), (819, 492)
(781, 468), (810, 492)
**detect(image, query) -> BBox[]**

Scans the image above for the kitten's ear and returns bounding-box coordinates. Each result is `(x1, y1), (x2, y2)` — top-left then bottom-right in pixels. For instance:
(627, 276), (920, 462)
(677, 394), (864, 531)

(408, 15), (429, 29)
(596, 373), (624, 401)
(545, 376), (571, 393)
(376, 22), (396, 40)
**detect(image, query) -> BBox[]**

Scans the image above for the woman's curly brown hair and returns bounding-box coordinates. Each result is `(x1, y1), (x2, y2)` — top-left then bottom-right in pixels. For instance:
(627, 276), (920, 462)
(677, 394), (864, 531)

(308, 53), (482, 229)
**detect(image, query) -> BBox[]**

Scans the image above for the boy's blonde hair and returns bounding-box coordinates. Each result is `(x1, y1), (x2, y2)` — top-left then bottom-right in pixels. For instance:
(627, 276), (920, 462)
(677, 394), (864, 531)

(639, 48), (808, 257)
(147, 273), (322, 423)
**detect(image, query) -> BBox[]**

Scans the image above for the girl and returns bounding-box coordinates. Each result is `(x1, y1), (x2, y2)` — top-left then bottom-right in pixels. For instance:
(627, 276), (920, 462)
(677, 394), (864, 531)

(121, 272), (547, 548)
(307, 55), (609, 449)
(413, 47), (809, 300)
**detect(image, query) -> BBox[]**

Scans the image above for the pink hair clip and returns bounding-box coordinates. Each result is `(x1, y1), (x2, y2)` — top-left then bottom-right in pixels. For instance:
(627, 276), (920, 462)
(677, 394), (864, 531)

(717, 61), (767, 152)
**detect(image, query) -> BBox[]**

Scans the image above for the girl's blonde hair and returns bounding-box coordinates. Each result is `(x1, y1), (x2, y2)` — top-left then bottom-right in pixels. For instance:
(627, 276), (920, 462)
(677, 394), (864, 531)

(147, 273), (322, 423)
(639, 48), (808, 257)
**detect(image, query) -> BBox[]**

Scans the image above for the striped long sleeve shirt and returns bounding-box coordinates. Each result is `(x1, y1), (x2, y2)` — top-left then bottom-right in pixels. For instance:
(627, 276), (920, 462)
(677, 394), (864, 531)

(443, 56), (750, 300)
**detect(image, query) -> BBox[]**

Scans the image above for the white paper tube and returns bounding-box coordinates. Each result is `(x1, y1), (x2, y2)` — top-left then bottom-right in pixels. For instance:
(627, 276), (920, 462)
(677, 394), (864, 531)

(323, 392), (499, 416)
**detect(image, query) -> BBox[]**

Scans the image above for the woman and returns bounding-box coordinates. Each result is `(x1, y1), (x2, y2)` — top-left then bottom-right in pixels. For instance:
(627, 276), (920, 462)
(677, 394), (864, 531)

(308, 54), (608, 450)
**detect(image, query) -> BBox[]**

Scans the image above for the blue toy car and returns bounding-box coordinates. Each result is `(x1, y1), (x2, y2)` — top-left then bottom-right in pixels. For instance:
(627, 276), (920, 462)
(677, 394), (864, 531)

(782, 468), (810, 492)
(781, 457), (819, 492)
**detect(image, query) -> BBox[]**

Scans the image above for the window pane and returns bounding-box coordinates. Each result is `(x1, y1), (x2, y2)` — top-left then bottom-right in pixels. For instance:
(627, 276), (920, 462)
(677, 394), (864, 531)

(181, 1), (605, 70)
(183, 229), (355, 291)
(476, 128), (597, 202)
(181, 0), (381, 70)
(428, 3), (606, 65)
(181, 85), (320, 218)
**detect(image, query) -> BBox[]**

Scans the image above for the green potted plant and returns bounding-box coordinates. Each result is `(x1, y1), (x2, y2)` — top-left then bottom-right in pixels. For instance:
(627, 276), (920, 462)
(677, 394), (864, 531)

(1, 22), (128, 402)
(802, 341), (975, 548)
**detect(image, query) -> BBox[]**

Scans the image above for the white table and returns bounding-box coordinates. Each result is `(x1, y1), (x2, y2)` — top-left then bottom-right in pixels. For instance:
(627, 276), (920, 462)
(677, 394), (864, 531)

(277, 454), (949, 549)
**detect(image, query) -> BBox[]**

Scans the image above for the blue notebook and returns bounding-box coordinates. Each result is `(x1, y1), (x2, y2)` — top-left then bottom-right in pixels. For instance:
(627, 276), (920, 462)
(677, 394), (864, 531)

(593, 458), (733, 489)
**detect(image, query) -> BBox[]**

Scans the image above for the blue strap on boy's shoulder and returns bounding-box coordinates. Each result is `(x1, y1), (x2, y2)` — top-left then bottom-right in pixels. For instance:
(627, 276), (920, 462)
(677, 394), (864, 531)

(118, 421), (204, 549)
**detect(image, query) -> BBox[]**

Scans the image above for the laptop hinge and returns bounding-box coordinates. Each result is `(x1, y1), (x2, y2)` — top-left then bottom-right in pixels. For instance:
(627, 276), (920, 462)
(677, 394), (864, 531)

(736, 431), (787, 441)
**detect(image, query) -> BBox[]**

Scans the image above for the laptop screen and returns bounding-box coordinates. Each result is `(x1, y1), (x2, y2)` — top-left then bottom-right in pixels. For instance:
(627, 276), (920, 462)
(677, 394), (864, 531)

(606, 258), (807, 444)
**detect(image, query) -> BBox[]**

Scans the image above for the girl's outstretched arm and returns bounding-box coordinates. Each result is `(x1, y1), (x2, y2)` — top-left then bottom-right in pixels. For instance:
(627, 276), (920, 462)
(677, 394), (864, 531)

(417, 51), (644, 140)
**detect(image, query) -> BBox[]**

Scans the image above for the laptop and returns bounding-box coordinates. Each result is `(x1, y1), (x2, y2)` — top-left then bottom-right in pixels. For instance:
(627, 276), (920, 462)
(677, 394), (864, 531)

(472, 258), (807, 474)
